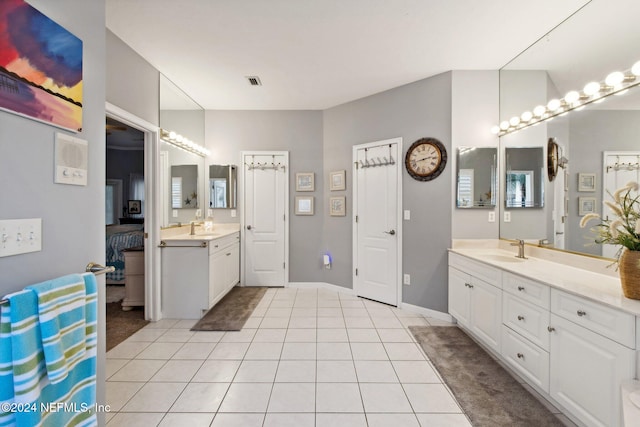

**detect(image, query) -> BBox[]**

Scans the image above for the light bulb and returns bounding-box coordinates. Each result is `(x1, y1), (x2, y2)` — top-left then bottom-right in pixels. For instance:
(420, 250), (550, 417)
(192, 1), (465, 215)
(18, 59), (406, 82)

(632, 61), (640, 76)
(547, 99), (561, 111)
(564, 91), (580, 104)
(584, 81), (601, 96)
(533, 105), (546, 117)
(500, 121), (509, 130)
(491, 126), (500, 135)
(605, 71), (625, 86)
(509, 116), (520, 127)
(169, 131), (177, 140)
(521, 111), (533, 122)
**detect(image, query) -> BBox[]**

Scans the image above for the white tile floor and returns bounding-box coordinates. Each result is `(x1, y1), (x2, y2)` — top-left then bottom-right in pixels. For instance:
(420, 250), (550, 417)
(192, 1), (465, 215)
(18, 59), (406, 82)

(104, 287), (571, 426)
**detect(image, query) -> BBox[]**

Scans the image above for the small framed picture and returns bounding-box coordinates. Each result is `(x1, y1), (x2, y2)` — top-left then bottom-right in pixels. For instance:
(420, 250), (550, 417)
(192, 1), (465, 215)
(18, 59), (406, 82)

(329, 196), (346, 216)
(295, 196), (314, 215)
(578, 173), (596, 192)
(296, 172), (315, 192)
(578, 197), (596, 216)
(329, 170), (346, 191)
(128, 200), (142, 215)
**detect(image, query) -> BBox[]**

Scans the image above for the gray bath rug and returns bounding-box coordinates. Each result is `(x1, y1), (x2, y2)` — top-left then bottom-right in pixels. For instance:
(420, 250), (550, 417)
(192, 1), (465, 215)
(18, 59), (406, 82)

(191, 286), (268, 331)
(409, 325), (565, 427)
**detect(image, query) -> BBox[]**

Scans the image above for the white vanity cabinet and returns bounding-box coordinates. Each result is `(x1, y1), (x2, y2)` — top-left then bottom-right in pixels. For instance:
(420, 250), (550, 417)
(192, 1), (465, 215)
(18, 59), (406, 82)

(162, 232), (240, 319)
(448, 253), (502, 353)
(549, 290), (636, 427)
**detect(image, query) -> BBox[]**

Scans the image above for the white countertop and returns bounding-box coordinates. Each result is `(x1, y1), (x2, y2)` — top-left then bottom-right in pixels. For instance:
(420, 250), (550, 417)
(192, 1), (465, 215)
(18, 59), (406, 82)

(160, 223), (240, 242)
(449, 246), (640, 316)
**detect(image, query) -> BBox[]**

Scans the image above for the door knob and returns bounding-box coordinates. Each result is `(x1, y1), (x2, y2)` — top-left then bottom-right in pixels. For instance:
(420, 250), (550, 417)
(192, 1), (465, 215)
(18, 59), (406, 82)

(246, 225), (252, 230)
(383, 230), (396, 235)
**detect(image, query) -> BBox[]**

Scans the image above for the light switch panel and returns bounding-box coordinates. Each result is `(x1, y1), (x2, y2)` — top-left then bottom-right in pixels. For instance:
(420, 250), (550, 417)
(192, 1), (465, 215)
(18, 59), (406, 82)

(0, 218), (42, 257)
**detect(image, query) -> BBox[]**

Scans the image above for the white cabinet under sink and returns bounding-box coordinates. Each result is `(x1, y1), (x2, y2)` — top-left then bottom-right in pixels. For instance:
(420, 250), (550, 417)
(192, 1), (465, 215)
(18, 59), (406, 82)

(162, 232), (240, 319)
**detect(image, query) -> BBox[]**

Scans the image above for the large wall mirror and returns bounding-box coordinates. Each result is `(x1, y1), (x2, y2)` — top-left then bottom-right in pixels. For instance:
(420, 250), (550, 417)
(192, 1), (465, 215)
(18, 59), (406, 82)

(456, 147), (497, 208)
(498, 0), (640, 257)
(160, 74), (205, 227)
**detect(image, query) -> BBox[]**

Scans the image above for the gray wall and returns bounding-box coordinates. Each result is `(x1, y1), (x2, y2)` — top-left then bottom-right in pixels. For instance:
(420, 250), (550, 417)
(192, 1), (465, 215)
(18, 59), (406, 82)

(323, 72), (453, 312)
(205, 110), (325, 283)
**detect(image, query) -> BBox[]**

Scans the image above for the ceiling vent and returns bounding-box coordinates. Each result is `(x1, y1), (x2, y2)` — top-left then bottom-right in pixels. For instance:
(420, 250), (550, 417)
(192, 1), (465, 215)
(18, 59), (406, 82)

(246, 76), (262, 86)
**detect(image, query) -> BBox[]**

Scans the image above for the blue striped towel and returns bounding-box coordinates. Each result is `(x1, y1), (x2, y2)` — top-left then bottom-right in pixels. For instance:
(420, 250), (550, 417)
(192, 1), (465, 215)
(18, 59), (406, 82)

(26, 275), (88, 384)
(0, 273), (97, 427)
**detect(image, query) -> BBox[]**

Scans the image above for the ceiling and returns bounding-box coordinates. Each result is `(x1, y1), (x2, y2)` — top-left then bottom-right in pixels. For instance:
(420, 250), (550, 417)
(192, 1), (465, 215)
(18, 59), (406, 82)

(106, 0), (590, 111)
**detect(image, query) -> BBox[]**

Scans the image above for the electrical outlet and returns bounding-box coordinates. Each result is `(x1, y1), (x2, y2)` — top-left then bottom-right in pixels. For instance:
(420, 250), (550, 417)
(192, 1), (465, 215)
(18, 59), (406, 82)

(488, 211), (496, 223)
(403, 274), (411, 285)
(404, 210), (411, 220)
(504, 211), (511, 222)
(172, 209), (178, 218)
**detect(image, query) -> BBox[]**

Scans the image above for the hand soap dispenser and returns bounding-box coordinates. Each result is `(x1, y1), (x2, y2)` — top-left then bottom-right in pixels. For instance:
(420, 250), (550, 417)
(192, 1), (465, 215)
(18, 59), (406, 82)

(204, 209), (214, 232)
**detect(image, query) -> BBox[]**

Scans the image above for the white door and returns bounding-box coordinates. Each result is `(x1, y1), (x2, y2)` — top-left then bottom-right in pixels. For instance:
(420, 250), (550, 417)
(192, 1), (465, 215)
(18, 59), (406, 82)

(602, 152), (640, 258)
(243, 152), (288, 286)
(353, 139), (402, 306)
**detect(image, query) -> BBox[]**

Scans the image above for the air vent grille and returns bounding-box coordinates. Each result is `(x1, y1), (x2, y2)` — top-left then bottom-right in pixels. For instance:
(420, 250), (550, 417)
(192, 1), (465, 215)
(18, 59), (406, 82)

(246, 76), (262, 86)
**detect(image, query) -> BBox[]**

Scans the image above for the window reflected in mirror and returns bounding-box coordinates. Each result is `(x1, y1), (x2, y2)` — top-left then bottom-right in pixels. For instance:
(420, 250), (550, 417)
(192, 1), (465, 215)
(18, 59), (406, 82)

(209, 165), (237, 209)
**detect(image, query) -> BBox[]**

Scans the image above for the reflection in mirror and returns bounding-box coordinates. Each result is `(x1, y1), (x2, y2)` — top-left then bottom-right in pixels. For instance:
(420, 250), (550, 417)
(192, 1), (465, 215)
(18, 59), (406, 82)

(498, 0), (640, 258)
(505, 147), (544, 208)
(456, 147), (497, 208)
(209, 165), (237, 209)
(171, 165), (199, 209)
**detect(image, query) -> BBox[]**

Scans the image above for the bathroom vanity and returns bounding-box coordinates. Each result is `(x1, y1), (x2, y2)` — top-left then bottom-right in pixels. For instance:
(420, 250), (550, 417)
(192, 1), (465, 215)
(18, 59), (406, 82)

(448, 243), (640, 427)
(161, 224), (240, 319)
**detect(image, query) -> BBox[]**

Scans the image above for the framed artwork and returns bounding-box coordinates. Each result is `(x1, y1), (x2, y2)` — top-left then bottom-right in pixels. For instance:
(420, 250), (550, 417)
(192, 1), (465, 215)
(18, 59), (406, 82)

(0, 0), (83, 131)
(329, 170), (346, 191)
(330, 196), (346, 216)
(578, 173), (596, 192)
(295, 196), (314, 215)
(296, 172), (315, 191)
(578, 197), (596, 216)
(128, 200), (142, 215)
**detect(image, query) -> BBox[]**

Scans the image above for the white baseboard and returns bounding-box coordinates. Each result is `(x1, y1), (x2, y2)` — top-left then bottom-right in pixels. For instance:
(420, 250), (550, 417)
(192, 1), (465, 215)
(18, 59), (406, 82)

(287, 282), (452, 321)
(288, 282), (355, 296)
(399, 302), (454, 322)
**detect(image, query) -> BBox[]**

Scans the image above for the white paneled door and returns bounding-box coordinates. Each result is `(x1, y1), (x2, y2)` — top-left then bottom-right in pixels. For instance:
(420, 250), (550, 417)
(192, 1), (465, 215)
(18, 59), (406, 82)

(353, 139), (402, 306)
(243, 152), (289, 287)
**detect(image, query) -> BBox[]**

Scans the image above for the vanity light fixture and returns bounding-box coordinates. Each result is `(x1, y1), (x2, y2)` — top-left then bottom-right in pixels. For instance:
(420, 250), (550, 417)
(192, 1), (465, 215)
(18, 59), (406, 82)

(493, 60), (640, 136)
(160, 128), (210, 157)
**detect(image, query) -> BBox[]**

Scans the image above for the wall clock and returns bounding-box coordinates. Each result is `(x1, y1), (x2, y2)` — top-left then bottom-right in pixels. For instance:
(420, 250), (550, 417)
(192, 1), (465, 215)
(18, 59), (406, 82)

(547, 137), (559, 181)
(405, 137), (447, 181)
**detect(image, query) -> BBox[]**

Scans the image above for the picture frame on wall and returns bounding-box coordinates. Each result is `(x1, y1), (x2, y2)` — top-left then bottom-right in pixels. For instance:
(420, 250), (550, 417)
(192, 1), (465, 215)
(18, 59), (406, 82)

(329, 170), (346, 191)
(128, 200), (142, 215)
(578, 173), (596, 192)
(329, 196), (346, 216)
(578, 197), (596, 216)
(295, 196), (314, 215)
(296, 172), (315, 191)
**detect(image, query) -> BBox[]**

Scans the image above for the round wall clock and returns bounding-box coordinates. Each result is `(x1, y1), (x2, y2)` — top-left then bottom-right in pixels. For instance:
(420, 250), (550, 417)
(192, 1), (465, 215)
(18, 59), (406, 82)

(405, 137), (447, 181)
(547, 138), (559, 181)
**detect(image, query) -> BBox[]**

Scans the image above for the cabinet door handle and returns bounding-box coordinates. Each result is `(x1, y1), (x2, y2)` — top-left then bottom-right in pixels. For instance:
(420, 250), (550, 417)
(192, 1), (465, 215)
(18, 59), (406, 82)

(517, 286), (525, 291)
(547, 326), (555, 332)
(517, 315), (525, 321)
(577, 310), (587, 317)
(517, 353), (524, 359)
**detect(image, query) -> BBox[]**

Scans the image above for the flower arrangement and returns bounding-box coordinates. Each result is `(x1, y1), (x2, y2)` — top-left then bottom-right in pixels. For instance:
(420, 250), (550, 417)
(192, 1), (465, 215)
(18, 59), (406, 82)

(580, 181), (640, 261)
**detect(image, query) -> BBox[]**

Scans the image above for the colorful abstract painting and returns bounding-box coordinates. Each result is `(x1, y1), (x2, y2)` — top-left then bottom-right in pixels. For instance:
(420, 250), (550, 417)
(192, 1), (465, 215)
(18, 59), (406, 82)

(0, 0), (82, 131)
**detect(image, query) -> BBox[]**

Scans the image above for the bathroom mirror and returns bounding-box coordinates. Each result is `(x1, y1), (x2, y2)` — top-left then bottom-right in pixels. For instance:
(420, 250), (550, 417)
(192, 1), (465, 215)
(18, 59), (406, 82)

(171, 165), (199, 209)
(504, 147), (544, 208)
(209, 165), (237, 209)
(456, 147), (497, 208)
(498, 0), (640, 256)
(160, 74), (205, 226)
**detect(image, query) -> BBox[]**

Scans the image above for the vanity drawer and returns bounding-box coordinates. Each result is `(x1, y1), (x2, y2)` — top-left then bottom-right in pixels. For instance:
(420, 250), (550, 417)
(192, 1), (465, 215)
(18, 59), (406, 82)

(503, 292), (550, 351)
(501, 325), (550, 392)
(208, 233), (240, 255)
(449, 252), (501, 288)
(503, 272), (550, 310)
(551, 289), (635, 348)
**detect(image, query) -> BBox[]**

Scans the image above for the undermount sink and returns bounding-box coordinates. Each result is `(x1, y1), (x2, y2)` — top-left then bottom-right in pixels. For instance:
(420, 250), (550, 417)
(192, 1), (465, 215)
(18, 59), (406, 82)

(483, 253), (527, 263)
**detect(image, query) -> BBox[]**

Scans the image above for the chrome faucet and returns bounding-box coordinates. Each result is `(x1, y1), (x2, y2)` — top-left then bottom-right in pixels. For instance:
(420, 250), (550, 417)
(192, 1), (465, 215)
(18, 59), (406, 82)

(190, 221), (201, 235)
(511, 239), (527, 259)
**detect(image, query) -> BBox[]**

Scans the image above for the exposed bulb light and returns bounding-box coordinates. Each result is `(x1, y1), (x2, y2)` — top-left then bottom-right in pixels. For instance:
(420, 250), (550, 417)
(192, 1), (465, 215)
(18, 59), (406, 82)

(499, 121), (510, 130)
(521, 111), (533, 122)
(605, 71), (625, 87)
(564, 91), (580, 104)
(169, 131), (177, 140)
(490, 126), (500, 134)
(583, 81), (601, 96)
(160, 128), (209, 157)
(547, 99), (561, 111)
(509, 116), (520, 126)
(632, 61), (640, 76)
(533, 105), (546, 117)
